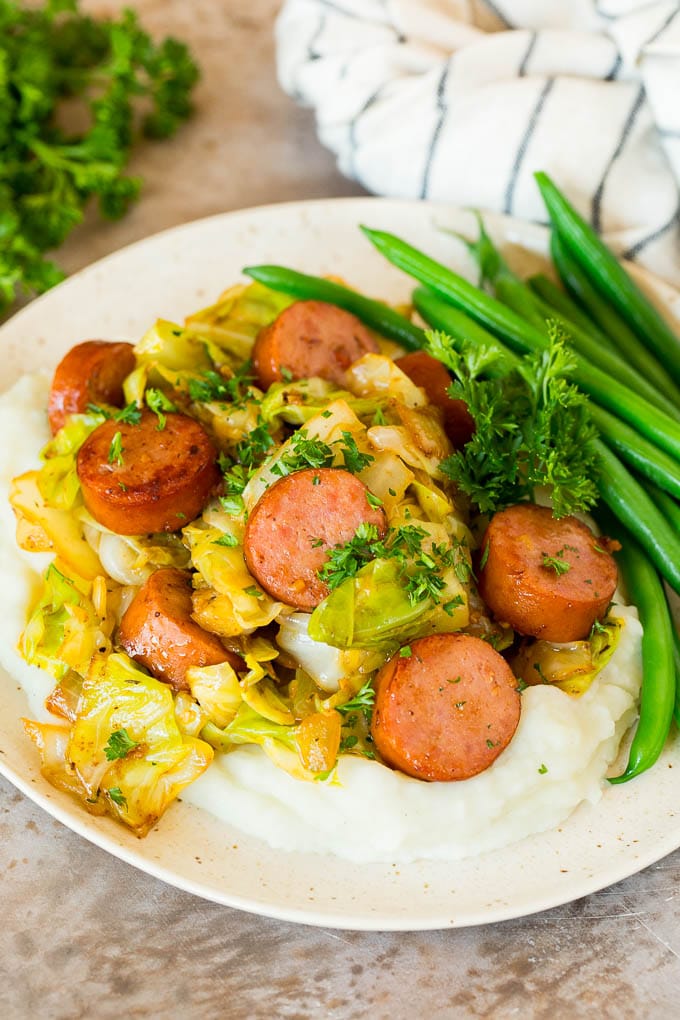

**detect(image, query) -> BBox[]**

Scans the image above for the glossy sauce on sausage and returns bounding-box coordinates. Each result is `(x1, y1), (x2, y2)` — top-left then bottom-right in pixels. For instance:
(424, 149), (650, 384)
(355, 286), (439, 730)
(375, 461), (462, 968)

(252, 300), (379, 389)
(77, 410), (220, 535)
(477, 503), (618, 643)
(48, 340), (136, 434)
(118, 567), (241, 692)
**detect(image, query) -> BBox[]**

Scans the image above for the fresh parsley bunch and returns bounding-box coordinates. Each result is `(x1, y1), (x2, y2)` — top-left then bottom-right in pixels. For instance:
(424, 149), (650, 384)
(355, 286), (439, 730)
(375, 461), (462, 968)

(429, 327), (600, 518)
(0, 0), (199, 313)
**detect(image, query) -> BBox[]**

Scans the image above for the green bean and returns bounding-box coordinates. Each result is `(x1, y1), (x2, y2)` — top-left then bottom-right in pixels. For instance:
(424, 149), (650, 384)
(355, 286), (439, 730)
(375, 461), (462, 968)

(453, 220), (676, 416)
(672, 622), (680, 730)
(603, 522), (676, 784)
(361, 226), (680, 462)
(551, 231), (680, 409)
(418, 288), (680, 500)
(493, 275), (546, 329)
(589, 405), (680, 501)
(412, 288), (520, 373)
(528, 273), (614, 348)
(416, 286), (680, 588)
(242, 264), (426, 351)
(535, 171), (680, 386)
(594, 442), (680, 594)
(644, 480), (680, 534)
(494, 270), (680, 422)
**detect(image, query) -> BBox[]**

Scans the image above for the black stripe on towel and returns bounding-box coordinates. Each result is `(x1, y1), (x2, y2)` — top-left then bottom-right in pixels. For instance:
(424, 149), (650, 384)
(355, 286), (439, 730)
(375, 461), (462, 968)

(622, 202), (680, 261)
(316, 0), (405, 41)
(420, 66), (450, 199)
(503, 77), (555, 216)
(591, 85), (646, 233)
(307, 13), (326, 60)
(480, 1), (515, 29)
(605, 52), (622, 81)
(645, 5), (680, 48)
(347, 84), (390, 182)
(518, 32), (537, 77)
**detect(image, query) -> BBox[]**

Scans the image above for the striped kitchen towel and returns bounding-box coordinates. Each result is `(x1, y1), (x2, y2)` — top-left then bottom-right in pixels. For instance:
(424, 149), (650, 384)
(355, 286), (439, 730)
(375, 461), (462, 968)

(276, 0), (680, 286)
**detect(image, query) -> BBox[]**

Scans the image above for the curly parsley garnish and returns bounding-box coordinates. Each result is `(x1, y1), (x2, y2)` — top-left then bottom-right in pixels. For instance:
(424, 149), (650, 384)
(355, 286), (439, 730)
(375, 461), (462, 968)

(429, 328), (599, 518)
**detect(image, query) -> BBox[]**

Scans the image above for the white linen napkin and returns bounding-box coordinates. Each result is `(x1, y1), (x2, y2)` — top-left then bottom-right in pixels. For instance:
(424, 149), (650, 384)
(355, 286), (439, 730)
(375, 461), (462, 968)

(276, 0), (680, 286)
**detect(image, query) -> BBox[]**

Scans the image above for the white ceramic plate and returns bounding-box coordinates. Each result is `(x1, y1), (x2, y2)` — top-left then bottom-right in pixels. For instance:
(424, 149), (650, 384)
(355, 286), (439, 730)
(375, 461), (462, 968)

(1, 198), (680, 931)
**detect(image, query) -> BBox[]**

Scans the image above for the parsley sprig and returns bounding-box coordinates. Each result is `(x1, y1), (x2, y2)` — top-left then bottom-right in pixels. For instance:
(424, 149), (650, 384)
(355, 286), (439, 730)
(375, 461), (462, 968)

(0, 0), (199, 315)
(430, 329), (599, 518)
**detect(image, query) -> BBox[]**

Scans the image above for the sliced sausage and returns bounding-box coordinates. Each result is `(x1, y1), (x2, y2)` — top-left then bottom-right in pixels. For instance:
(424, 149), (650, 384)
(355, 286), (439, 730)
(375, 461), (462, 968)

(252, 300), (379, 389)
(243, 467), (387, 610)
(48, 340), (136, 434)
(371, 633), (521, 781)
(395, 351), (475, 449)
(477, 503), (618, 643)
(118, 567), (242, 692)
(77, 410), (220, 535)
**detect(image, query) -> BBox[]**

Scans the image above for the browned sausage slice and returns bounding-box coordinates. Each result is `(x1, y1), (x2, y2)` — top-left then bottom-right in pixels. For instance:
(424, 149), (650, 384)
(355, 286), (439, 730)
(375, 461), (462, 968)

(395, 351), (475, 449)
(477, 503), (618, 643)
(252, 300), (379, 389)
(371, 633), (521, 781)
(48, 340), (136, 434)
(118, 567), (242, 692)
(77, 410), (220, 535)
(243, 467), (387, 610)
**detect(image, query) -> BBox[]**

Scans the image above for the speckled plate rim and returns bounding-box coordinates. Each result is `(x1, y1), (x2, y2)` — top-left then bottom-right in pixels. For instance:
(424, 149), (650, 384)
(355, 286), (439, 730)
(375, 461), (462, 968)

(1, 197), (679, 932)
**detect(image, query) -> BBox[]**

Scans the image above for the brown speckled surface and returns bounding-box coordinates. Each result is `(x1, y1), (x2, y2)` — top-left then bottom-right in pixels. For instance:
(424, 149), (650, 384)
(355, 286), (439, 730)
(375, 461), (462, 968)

(3, 2), (680, 1015)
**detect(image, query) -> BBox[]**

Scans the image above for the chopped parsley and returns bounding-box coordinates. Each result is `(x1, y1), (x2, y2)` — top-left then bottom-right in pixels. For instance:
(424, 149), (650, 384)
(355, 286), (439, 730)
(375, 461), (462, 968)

(339, 431), (374, 473)
(235, 418), (275, 469)
(87, 402), (141, 425)
(213, 533), (238, 547)
(271, 430), (335, 476)
(317, 521), (468, 610)
(108, 787), (128, 808)
(104, 728), (138, 761)
(188, 362), (254, 405)
(145, 388), (177, 429)
(318, 522), (382, 589)
(337, 680), (375, 721)
(541, 552), (571, 576)
(108, 431), (124, 466)
(538, 763), (549, 775)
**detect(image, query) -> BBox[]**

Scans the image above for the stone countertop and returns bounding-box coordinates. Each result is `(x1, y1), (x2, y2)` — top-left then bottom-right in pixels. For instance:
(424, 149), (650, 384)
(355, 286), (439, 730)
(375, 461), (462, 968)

(2, 3), (680, 1016)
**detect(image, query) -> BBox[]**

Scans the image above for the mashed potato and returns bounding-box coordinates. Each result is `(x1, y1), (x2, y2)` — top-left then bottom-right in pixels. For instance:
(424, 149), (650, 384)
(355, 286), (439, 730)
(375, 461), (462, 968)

(0, 374), (643, 863)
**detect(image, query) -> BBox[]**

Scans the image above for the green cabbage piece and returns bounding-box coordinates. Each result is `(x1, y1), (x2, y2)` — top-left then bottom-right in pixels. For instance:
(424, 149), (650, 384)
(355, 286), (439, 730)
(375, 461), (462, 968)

(37, 411), (105, 510)
(210, 702), (297, 751)
(259, 377), (383, 426)
(21, 563), (106, 680)
(67, 653), (213, 836)
(308, 558), (431, 650)
(185, 281), (295, 362)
